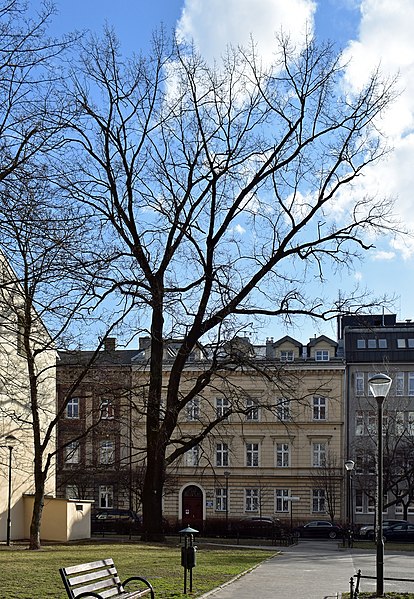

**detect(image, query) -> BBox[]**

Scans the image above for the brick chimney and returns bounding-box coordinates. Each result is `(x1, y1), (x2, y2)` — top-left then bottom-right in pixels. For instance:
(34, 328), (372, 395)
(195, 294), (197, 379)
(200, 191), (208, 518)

(104, 337), (116, 351)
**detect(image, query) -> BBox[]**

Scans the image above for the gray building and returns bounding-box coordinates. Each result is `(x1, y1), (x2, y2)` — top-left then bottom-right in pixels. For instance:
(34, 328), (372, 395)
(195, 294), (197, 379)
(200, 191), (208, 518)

(341, 314), (414, 526)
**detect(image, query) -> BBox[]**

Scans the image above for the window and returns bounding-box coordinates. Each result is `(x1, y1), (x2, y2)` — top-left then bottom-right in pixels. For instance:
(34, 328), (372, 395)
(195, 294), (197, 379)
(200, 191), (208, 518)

(66, 397), (79, 419)
(276, 399), (291, 421)
(216, 397), (230, 419)
(409, 339), (414, 348)
(215, 488), (228, 512)
(187, 397), (200, 421)
(99, 485), (113, 508)
(276, 443), (290, 468)
(246, 397), (259, 421)
(396, 372), (404, 396)
(315, 349), (329, 361)
(355, 411), (364, 436)
(367, 412), (377, 435)
(280, 350), (294, 362)
(216, 442), (229, 467)
(395, 412), (405, 435)
(64, 441), (80, 464)
(245, 488), (259, 512)
(367, 339), (377, 349)
(355, 491), (363, 514)
(66, 485), (79, 500)
(367, 495), (375, 513)
(275, 489), (290, 513)
(312, 443), (326, 467)
(378, 339), (387, 348)
(408, 413), (414, 435)
(99, 440), (114, 465)
(313, 396), (327, 421)
(246, 442), (259, 467)
(397, 338), (406, 348)
(409, 373), (414, 396)
(186, 445), (200, 467)
(312, 489), (326, 513)
(100, 399), (114, 419)
(355, 372), (364, 396)
(357, 339), (366, 349)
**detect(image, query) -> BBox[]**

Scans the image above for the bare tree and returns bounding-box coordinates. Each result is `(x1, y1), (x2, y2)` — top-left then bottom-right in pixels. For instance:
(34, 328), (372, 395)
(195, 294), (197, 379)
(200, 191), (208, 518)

(311, 452), (342, 522)
(57, 29), (398, 540)
(353, 407), (414, 521)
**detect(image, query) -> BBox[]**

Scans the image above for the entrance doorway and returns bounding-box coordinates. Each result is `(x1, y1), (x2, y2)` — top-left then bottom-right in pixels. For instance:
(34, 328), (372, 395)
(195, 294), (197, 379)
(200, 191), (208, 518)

(182, 485), (203, 529)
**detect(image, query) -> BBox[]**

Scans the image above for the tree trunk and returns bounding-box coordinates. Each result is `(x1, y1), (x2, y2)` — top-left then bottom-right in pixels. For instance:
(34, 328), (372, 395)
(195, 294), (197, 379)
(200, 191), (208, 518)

(142, 445), (166, 541)
(29, 474), (45, 550)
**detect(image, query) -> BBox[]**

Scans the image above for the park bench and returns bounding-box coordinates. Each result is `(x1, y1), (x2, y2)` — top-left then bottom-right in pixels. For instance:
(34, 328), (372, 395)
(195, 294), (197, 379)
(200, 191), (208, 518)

(60, 557), (155, 599)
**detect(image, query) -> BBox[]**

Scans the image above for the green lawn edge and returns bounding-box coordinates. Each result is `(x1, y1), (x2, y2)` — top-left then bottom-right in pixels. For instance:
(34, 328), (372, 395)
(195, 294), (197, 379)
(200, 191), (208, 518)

(0, 539), (276, 599)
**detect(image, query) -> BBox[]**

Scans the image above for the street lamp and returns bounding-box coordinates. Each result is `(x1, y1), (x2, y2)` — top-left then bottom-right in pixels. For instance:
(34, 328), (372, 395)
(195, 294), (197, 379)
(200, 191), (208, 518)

(1, 435), (18, 546)
(224, 471), (230, 534)
(344, 459), (355, 529)
(368, 373), (392, 598)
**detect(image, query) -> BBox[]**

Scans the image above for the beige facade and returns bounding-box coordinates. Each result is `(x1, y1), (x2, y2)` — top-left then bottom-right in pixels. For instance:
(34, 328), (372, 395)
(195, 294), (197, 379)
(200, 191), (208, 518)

(150, 340), (345, 529)
(0, 255), (56, 542)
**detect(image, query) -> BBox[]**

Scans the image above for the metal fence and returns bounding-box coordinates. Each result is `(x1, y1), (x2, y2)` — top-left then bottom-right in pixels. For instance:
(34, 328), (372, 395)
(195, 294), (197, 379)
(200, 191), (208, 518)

(350, 569), (414, 598)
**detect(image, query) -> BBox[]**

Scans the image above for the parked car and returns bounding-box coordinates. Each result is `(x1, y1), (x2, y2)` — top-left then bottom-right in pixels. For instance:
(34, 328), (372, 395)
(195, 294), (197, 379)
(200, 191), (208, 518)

(358, 519), (408, 540)
(293, 520), (343, 539)
(236, 516), (285, 538)
(383, 522), (414, 543)
(91, 508), (142, 535)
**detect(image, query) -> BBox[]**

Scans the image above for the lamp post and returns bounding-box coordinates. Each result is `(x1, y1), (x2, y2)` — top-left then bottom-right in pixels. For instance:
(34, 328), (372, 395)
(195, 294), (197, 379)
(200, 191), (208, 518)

(344, 459), (355, 528)
(368, 373), (392, 598)
(1, 435), (18, 546)
(286, 495), (300, 532)
(224, 471), (230, 533)
(345, 459), (355, 548)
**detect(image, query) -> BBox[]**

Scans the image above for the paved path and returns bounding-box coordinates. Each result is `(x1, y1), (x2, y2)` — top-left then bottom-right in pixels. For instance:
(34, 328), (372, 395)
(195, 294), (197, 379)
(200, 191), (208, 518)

(201, 540), (414, 598)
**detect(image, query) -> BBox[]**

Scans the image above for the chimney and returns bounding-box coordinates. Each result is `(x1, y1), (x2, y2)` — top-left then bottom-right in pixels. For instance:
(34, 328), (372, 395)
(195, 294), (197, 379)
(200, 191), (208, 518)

(104, 337), (116, 351)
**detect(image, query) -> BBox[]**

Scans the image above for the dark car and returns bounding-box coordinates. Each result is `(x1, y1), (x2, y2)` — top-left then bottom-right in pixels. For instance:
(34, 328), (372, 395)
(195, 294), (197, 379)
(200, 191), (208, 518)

(383, 522), (414, 543)
(359, 519), (408, 540)
(236, 516), (284, 538)
(91, 508), (142, 535)
(293, 520), (343, 539)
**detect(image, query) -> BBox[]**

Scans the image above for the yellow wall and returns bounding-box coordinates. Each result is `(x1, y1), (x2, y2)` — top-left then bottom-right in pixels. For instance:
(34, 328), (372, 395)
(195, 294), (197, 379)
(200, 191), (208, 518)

(23, 495), (92, 542)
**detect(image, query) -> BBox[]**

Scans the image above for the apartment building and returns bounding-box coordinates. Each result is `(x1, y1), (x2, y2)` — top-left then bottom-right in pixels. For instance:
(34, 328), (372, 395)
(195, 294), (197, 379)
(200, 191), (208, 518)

(342, 314), (414, 525)
(0, 255), (56, 542)
(56, 333), (346, 530)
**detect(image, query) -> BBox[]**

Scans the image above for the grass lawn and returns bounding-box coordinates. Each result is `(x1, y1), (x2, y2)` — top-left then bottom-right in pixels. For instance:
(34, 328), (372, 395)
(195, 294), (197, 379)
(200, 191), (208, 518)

(0, 539), (274, 599)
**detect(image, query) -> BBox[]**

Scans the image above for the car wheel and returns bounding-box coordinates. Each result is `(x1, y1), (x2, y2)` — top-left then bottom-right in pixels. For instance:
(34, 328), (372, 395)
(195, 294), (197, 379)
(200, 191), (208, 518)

(328, 531), (337, 539)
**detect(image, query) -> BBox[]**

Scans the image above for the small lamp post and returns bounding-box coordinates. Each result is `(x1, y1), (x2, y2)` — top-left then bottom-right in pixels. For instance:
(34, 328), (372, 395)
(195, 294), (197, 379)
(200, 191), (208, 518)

(344, 459), (355, 528)
(345, 459), (355, 547)
(1, 435), (18, 546)
(286, 495), (300, 532)
(368, 373), (392, 598)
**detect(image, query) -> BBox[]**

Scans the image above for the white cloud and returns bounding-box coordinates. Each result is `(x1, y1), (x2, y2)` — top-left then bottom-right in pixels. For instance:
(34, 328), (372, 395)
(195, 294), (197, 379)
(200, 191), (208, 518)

(372, 250), (395, 261)
(340, 0), (414, 258)
(354, 271), (363, 281)
(234, 224), (246, 235)
(176, 0), (316, 67)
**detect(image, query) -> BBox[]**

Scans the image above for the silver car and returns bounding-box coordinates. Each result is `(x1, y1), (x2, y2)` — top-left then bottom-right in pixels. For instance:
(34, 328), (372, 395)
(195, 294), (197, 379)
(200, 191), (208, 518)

(359, 519), (408, 540)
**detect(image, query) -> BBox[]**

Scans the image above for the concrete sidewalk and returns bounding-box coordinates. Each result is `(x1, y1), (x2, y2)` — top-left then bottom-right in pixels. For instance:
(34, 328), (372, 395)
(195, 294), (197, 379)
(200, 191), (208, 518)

(199, 540), (414, 599)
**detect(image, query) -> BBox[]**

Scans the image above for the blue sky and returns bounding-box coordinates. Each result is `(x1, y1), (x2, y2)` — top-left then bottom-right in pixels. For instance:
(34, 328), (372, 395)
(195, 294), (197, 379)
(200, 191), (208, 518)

(32, 0), (414, 343)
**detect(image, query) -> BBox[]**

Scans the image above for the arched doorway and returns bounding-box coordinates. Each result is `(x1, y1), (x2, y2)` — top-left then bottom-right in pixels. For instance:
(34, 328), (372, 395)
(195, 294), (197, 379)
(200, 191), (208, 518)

(181, 485), (203, 529)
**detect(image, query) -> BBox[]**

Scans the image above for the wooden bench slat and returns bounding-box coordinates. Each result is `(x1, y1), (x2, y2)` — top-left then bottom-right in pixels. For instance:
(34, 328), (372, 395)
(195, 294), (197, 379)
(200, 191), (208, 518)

(68, 567), (119, 586)
(60, 558), (154, 599)
(64, 559), (115, 576)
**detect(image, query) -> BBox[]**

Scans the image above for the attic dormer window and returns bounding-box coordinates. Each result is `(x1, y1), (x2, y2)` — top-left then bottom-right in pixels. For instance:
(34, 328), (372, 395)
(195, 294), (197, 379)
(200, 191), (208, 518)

(315, 349), (329, 361)
(280, 350), (294, 362)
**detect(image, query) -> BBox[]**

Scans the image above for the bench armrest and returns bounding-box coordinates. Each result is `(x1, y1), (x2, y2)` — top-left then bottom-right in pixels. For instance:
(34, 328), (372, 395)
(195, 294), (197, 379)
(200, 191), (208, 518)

(123, 576), (155, 599)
